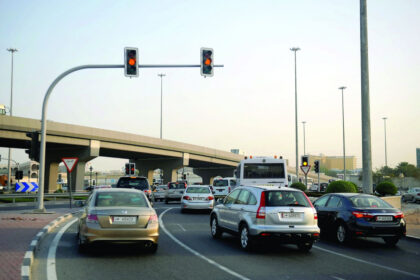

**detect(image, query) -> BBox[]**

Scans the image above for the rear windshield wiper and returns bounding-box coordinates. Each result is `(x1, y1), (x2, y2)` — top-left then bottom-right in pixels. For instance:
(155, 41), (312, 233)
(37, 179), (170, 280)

(286, 203), (307, 207)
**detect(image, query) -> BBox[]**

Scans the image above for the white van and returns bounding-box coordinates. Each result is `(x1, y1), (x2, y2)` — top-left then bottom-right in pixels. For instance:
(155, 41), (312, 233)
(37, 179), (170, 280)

(212, 177), (237, 198)
(235, 157), (288, 187)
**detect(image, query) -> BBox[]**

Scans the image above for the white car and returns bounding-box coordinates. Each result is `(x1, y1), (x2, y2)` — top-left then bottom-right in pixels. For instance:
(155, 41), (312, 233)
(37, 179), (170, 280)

(212, 177), (236, 198)
(181, 185), (215, 212)
(153, 185), (167, 202)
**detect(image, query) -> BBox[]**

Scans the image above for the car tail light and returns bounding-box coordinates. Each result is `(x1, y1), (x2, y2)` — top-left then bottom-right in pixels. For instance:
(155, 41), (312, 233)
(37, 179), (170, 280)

(313, 233), (320, 237)
(256, 191), (266, 219)
(352, 211), (374, 219)
(228, 187), (231, 193)
(147, 214), (158, 226)
(261, 233), (271, 237)
(394, 212), (404, 219)
(314, 212), (318, 220)
(183, 195), (191, 201)
(144, 189), (151, 194)
(87, 214), (98, 223)
(207, 196), (214, 200)
(302, 192), (317, 219)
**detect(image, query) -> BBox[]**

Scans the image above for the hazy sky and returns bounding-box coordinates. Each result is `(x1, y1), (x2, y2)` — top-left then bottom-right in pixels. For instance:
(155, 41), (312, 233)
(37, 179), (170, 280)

(1, 0), (419, 171)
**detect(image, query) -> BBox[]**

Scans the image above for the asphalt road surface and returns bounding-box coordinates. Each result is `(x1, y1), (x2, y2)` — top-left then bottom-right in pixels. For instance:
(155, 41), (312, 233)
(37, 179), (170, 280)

(32, 202), (420, 280)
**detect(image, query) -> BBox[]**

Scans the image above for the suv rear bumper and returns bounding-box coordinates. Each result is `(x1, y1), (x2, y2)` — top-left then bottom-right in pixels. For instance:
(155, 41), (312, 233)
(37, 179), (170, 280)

(249, 224), (320, 237)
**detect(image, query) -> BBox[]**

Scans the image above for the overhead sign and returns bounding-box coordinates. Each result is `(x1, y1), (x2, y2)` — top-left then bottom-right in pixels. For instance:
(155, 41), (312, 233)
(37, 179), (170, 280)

(300, 165), (311, 175)
(62, 157), (79, 173)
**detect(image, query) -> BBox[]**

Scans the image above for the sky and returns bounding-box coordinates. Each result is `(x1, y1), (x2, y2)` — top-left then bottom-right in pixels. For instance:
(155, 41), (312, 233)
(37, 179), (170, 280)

(0, 0), (419, 171)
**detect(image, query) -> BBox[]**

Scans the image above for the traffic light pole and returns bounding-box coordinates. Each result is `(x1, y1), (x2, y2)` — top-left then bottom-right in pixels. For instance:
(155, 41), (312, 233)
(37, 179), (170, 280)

(36, 63), (224, 212)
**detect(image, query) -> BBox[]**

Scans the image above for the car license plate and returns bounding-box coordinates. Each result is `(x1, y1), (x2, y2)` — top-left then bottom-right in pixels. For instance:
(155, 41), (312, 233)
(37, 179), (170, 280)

(193, 197), (204, 200)
(376, 216), (393, 222)
(217, 189), (223, 192)
(281, 212), (301, 219)
(112, 216), (137, 224)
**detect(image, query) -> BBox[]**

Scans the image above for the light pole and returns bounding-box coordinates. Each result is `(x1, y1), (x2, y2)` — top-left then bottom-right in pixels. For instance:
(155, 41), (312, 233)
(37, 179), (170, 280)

(290, 47), (300, 179)
(158, 73), (166, 139)
(89, 166), (93, 187)
(302, 121), (307, 155)
(382, 117), (388, 167)
(6, 48), (18, 191)
(339, 86), (347, 181)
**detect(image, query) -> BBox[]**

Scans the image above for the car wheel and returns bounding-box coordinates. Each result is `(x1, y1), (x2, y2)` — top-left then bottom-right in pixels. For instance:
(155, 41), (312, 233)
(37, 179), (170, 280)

(165, 199), (169, 204)
(401, 197), (406, 203)
(210, 216), (223, 239)
(77, 231), (88, 253)
(383, 236), (400, 247)
(336, 222), (350, 244)
(146, 243), (158, 253)
(239, 224), (253, 250)
(297, 240), (313, 252)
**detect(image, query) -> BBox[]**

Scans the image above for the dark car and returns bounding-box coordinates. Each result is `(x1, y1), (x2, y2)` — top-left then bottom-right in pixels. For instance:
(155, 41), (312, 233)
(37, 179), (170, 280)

(314, 193), (406, 246)
(115, 176), (153, 201)
(319, 183), (328, 192)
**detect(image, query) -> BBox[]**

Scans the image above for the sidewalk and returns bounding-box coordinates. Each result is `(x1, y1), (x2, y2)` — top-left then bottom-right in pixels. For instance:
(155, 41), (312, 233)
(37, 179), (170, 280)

(0, 207), (73, 280)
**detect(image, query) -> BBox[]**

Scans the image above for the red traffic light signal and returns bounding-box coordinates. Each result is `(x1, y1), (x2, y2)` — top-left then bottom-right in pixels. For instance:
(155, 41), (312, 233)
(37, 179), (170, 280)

(124, 47), (138, 78)
(200, 47), (214, 77)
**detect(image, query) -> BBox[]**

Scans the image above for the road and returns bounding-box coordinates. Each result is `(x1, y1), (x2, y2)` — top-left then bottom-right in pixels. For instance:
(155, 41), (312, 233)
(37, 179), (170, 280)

(32, 202), (420, 280)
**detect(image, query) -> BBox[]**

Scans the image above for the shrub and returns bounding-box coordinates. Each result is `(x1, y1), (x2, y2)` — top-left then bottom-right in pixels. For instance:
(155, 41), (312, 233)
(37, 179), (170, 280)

(376, 181), (397, 196)
(290, 182), (306, 192)
(326, 180), (357, 193)
(348, 181), (361, 193)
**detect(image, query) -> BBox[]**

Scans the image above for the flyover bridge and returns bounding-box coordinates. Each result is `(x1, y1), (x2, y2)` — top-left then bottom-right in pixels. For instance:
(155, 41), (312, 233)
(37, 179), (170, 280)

(0, 116), (242, 192)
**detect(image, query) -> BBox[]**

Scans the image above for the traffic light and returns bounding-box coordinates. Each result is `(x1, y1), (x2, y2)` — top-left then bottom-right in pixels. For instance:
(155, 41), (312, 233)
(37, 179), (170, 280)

(15, 170), (23, 180)
(314, 160), (320, 173)
(301, 155), (309, 167)
(124, 47), (138, 77)
(125, 163), (136, 175)
(25, 132), (40, 162)
(200, 47), (214, 77)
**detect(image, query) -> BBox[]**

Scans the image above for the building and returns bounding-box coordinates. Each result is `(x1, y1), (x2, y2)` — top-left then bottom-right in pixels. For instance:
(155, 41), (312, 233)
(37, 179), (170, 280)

(308, 154), (357, 171)
(417, 148), (420, 168)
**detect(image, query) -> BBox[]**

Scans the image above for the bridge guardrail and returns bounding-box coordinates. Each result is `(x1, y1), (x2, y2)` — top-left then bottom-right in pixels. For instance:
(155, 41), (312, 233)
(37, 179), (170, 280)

(0, 192), (90, 204)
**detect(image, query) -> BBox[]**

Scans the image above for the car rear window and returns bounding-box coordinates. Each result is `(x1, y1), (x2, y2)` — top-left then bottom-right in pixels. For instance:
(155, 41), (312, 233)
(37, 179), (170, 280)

(117, 177), (149, 190)
(244, 163), (285, 179)
(265, 191), (310, 207)
(95, 192), (148, 207)
(169, 183), (185, 189)
(186, 187), (210, 194)
(349, 196), (393, 209)
(213, 180), (228, 187)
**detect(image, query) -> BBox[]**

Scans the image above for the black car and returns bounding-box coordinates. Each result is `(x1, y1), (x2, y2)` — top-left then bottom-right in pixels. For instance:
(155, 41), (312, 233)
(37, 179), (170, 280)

(115, 176), (153, 201)
(314, 193), (406, 246)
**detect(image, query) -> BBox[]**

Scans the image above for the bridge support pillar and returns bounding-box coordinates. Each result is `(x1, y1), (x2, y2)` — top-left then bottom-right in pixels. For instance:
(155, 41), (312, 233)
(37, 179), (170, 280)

(45, 160), (60, 193)
(193, 168), (235, 185)
(134, 154), (189, 185)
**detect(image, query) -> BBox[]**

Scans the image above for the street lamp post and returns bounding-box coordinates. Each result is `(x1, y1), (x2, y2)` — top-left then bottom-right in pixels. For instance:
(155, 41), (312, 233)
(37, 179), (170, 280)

(158, 73), (166, 139)
(6, 48), (18, 191)
(302, 121), (307, 155)
(339, 86), (347, 181)
(382, 117), (388, 167)
(290, 47), (301, 179)
(89, 166), (93, 187)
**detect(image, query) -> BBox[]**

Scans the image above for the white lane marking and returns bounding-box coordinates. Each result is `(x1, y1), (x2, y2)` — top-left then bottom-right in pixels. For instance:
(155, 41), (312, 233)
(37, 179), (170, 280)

(177, 224), (186, 231)
(314, 245), (420, 279)
(47, 218), (78, 280)
(159, 208), (250, 280)
(331, 276), (345, 280)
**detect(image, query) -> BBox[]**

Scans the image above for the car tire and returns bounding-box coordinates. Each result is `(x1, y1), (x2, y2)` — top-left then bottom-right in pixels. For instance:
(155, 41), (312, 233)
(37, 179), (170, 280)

(210, 216), (223, 239)
(401, 197), (406, 203)
(147, 243), (158, 253)
(239, 224), (253, 251)
(336, 222), (351, 244)
(165, 199), (169, 204)
(383, 236), (400, 247)
(297, 240), (313, 252)
(77, 231), (88, 253)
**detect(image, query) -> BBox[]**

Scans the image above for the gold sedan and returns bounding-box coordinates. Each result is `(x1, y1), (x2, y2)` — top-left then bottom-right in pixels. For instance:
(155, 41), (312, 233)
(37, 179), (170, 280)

(77, 188), (159, 253)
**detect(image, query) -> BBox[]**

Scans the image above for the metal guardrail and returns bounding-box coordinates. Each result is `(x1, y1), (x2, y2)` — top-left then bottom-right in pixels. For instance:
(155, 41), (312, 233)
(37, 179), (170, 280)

(0, 192), (90, 204)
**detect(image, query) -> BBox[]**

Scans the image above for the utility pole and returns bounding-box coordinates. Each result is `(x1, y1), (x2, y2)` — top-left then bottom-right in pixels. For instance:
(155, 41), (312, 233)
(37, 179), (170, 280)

(158, 73), (166, 139)
(6, 48), (18, 191)
(382, 117), (388, 167)
(339, 86), (347, 181)
(360, 0), (373, 194)
(302, 121), (306, 155)
(290, 47), (301, 179)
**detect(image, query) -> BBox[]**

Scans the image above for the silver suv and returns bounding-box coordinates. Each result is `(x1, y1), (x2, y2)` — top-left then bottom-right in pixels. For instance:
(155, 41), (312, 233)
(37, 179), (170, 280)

(210, 185), (320, 251)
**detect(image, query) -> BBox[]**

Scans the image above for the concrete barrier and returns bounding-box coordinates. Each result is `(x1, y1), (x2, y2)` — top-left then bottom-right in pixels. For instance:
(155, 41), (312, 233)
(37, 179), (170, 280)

(382, 196), (401, 210)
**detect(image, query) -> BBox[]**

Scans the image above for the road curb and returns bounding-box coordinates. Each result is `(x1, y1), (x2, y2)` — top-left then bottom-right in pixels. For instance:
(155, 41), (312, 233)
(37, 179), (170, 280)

(20, 212), (77, 280)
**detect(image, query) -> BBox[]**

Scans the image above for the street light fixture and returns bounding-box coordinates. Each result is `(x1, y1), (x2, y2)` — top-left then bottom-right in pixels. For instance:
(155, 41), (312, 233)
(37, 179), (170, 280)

(290, 47), (301, 179)
(6, 48), (18, 191)
(382, 117), (388, 167)
(158, 73), (166, 139)
(339, 86), (347, 180)
(302, 121), (307, 155)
